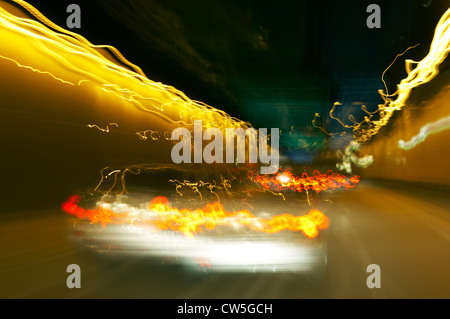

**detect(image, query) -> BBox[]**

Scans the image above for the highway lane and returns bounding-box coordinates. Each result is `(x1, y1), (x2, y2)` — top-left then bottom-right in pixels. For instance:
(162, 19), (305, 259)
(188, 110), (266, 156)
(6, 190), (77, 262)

(0, 180), (449, 298)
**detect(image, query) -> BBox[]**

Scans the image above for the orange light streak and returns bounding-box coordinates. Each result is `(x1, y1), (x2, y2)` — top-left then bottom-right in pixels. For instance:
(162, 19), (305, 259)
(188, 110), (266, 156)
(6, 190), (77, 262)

(62, 195), (329, 239)
(248, 169), (360, 193)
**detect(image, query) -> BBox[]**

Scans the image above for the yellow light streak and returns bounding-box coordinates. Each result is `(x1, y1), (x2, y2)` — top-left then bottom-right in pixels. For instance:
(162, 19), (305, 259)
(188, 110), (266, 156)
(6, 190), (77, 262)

(87, 123), (118, 133)
(0, 0), (251, 131)
(135, 130), (173, 141)
(331, 8), (450, 143)
(169, 177), (233, 202)
(91, 164), (191, 196)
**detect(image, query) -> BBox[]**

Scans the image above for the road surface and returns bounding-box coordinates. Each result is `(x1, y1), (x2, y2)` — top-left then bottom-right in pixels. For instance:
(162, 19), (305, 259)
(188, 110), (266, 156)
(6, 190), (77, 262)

(1, 179), (449, 298)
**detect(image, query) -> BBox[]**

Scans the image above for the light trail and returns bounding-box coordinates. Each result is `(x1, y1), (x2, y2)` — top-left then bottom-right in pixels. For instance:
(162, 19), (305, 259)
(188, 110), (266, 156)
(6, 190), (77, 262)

(90, 164), (191, 196)
(169, 177), (233, 201)
(87, 123), (118, 133)
(62, 195), (329, 239)
(330, 8), (450, 143)
(135, 129), (173, 141)
(398, 115), (450, 150)
(248, 169), (360, 193)
(135, 130), (161, 141)
(336, 141), (374, 174)
(0, 53), (74, 85)
(0, 0), (252, 131)
(312, 112), (342, 137)
(381, 43), (421, 96)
